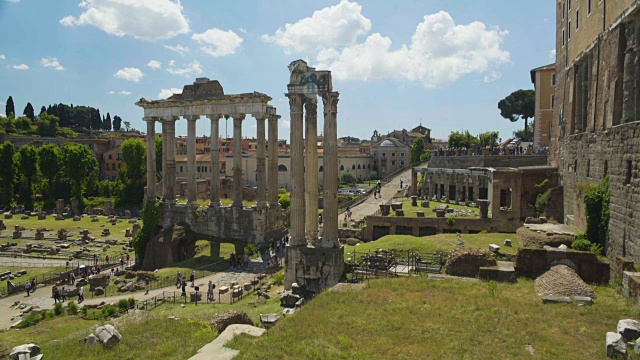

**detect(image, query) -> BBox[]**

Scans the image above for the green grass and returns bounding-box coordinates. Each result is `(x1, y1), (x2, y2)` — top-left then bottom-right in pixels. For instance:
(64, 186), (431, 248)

(228, 277), (639, 359)
(388, 200), (481, 218)
(344, 233), (519, 257)
(152, 240), (235, 280)
(0, 266), (66, 280)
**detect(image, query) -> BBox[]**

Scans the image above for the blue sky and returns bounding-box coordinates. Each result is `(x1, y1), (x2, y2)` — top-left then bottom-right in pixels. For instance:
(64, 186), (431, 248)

(0, 0), (555, 142)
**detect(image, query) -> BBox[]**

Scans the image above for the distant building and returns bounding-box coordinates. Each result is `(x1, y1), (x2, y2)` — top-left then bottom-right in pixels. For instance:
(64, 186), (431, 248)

(103, 145), (125, 180)
(370, 138), (410, 177)
(530, 63), (556, 147)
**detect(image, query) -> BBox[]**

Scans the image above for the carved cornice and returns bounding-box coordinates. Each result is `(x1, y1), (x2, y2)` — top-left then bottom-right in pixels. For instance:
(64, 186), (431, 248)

(232, 113), (246, 121)
(286, 93), (305, 112)
(322, 92), (339, 114)
(184, 115), (201, 122)
(206, 114), (223, 121)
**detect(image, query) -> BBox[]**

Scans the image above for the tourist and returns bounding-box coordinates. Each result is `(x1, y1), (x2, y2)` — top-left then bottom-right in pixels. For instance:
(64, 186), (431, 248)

(30, 279), (36, 292)
(400, 180), (403, 189)
(181, 278), (187, 297)
(190, 270), (195, 287)
(78, 286), (84, 303)
(229, 253), (236, 268)
(176, 271), (182, 288)
(120, 255), (124, 267)
(60, 286), (67, 302)
(53, 287), (60, 304)
(105, 254), (109, 263)
(243, 253), (249, 268)
(346, 207), (352, 221)
(207, 280), (214, 302)
(144, 277), (150, 295)
(318, 213), (323, 226)
(25, 281), (31, 297)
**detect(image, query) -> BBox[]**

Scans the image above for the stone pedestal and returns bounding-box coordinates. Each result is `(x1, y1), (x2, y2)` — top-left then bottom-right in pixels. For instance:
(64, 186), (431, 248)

(411, 196), (418, 207)
(421, 200), (430, 208)
(104, 200), (112, 215)
(56, 199), (64, 215)
(477, 199), (490, 219)
(12, 225), (22, 239)
(379, 204), (391, 216)
(284, 245), (344, 291)
(71, 199), (79, 216)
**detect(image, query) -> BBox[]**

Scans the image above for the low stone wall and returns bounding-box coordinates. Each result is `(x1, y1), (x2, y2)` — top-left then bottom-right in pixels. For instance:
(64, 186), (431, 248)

(514, 247), (610, 284)
(338, 228), (363, 240)
(622, 271), (640, 303)
(445, 248), (497, 278)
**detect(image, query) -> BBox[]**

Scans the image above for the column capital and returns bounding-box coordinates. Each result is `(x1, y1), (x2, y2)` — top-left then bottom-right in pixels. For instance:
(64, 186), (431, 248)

(305, 97), (318, 112)
(143, 116), (158, 123)
(253, 113), (267, 121)
(322, 92), (339, 114)
(185, 115), (200, 121)
(206, 114), (223, 121)
(286, 93), (305, 111)
(162, 116), (179, 123)
(231, 113), (246, 121)
(267, 114), (281, 122)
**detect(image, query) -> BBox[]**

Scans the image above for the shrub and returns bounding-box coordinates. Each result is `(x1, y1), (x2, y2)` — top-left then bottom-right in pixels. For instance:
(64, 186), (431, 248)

(445, 218), (456, 227)
(583, 176), (610, 247)
(340, 172), (356, 185)
(278, 194), (290, 210)
(81, 305), (88, 316)
(271, 270), (285, 286)
(244, 243), (257, 256)
(133, 199), (162, 263)
(345, 238), (361, 246)
(53, 302), (63, 315)
(589, 243), (604, 255)
(102, 304), (118, 318)
(571, 239), (592, 252)
(67, 301), (78, 315)
(128, 298), (136, 308)
(278, 187), (287, 195)
(17, 312), (43, 328)
(117, 299), (130, 311)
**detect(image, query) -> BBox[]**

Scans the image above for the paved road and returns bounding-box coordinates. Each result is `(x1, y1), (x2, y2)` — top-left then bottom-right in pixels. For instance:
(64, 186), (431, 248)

(340, 168), (412, 223)
(0, 260), (268, 329)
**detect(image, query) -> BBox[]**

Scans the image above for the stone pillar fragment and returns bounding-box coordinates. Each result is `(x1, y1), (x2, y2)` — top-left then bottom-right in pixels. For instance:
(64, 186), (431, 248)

(208, 114), (222, 207)
(267, 115), (280, 207)
(304, 98), (319, 244)
(232, 114), (246, 207)
(165, 117), (178, 201)
(161, 120), (168, 197)
(145, 117), (157, 201)
(288, 94), (306, 246)
(256, 114), (267, 208)
(186, 115), (199, 205)
(322, 92), (339, 248)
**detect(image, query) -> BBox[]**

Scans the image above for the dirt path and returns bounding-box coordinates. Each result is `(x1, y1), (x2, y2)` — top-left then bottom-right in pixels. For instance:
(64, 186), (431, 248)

(0, 260), (267, 329)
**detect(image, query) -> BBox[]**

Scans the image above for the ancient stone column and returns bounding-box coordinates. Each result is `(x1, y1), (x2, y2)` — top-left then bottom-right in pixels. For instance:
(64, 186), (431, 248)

(322, 92), (339, 248)
(232, 114), (246, 207)
(288, 93), (306, 246)
(208, 114), (222, 207)
(186, 115), (199, 205)
(267, 115), (280, 207)
(144, 117), (157, 201)
(304, 98), (319, 244)
(256, 114), (267, 208)
(161, 119), (169, 198)
(165, 116), (178, 201)
(411, 168), (418, 196)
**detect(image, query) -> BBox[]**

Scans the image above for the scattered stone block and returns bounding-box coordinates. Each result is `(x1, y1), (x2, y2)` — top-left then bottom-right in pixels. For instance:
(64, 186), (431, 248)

(9, 343), (42, 360)
(243, 283), (252, 291)
(73, 216), (81, 221)
(20, 215), (29, 220)
(125, 229), (132, 237)
(606, 332), (626, 358)
(94, 286), (104, 296)
(132, 223), (141, 237)
(416, 211), (424, 217)
(80, 334), (99, 345)
(209, 311), (253, 333)
(280, 292), (301, 308)
(617, 319), (640, 340)
(394, 209), (404, 217)
(542, 295), (572, 304)
(283, 308), (296, 316)
(489, 244), (500, 253)
(95, 325), (122, 348)
(504, 239), (512, 247)
(573, 296), (593, 306)
(4, 213), (12, 219)
(55, 214), (64, 221)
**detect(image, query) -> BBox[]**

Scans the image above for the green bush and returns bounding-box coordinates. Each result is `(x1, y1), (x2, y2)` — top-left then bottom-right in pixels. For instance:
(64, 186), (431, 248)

(53, 302), (63, 315)
(589, 243), (604, 255)
(128, 297), (136, 308)
(345, 238), (361, 246)
(102, 304), (118, 317)
(117, 299), (130, 311)
(571, 239), (592, 252)
(340, 172), (356, 185)
(278, 187), (287, 195)
(271, 270), (285, 286)
(17, 311), (43, 328)
(244, 243), (257, 255)
(445, 218), (456, 227)
(278, 194), (290, 210)
(67, 301), (78, 315)
(133, 199), (162, 263)
(583, 176), (610, 247)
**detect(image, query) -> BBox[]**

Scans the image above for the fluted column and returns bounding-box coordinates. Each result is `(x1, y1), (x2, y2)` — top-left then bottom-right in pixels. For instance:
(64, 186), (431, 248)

(186, 115), (199, 205)
(288, 93), (306, 246)
(232, 114), (246, 207)
(256, 114), (267, 208)
(161, 119), (168, 198)
(267, 115), (280, 207)
(322, 92), (339, 248)
(165, 116), (178, 201)
(144, 117), (157, 201)
(208, 114), (222, 207)
(304, 98), (319, 244)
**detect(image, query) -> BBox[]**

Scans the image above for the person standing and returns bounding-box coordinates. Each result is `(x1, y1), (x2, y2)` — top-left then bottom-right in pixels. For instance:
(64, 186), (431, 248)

(53, 287), (60, 304)
(78, 286), (84, 303)
(190, 270), (195, 288)
(181, 278), (187, 298)
(243, 253), (249, 269)
(25, 281), (31, 297)
(400, 180), (403, 189)
(176, 271), (182, 288)
(144, 277), (150, 295)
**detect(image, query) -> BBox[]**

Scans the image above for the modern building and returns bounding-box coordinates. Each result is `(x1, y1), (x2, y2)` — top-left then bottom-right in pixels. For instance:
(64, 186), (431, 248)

(103, 145), (125, 180)
(552, 0), (640, 261)
(530, 63), (556, 147)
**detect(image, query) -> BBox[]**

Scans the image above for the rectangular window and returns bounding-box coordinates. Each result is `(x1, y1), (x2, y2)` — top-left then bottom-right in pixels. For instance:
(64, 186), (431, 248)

(401, 161), (405, 166)
(551, 94), (556, 108)
(563, 1), (566, 19)
(108, 154), (112, 160)
(576, 10), (579, 30)
(569, 20), (572, 39)
(552, 73), (557, 86)
(382, 153), (386, 157)
(563, 29), (566, 46)
(568, 0), (571, 11)
(391, 153), (395, 157)
(391, 160), (396, 166)
(588, 0), (592, 14)
(197, 166), (200, 172)
(180, 166), (183, 173)
(400, 153), (405, 157)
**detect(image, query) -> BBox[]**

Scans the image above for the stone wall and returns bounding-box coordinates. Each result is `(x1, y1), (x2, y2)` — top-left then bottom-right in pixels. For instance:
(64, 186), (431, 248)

(428, 155), (547, 170)
(514, 247), (610, 284)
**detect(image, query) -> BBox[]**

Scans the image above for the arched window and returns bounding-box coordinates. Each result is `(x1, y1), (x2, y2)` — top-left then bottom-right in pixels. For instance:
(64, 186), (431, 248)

(319, 165), (323, 172)
(351, 164), (356, 170)
(367, 164), (370, 169)
(357, 164), (361, 169)
(340, 165), (344, 171)
(278, 164), (288, 172)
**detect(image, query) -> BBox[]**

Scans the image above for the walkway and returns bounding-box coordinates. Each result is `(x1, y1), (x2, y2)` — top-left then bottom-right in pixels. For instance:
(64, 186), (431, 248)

(340, 168), (413, 223)
(0, 260), (267, 330)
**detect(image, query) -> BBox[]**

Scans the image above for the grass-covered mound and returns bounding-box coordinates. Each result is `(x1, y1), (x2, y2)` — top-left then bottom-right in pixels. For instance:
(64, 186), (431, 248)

(229, 277), (638, 359)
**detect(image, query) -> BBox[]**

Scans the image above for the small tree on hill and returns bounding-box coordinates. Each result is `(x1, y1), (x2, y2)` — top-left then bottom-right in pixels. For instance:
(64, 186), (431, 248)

(498, 89), (535, 142)
(410, 137), (425, 164)
(5, 96), (15, 118)
(17, 145), (38, 210)
(0, 142), (17, 206)
(23, 102), (35, 122)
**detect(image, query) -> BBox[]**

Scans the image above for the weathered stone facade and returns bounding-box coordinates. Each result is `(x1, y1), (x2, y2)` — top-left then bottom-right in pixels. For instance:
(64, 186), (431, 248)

(552, 2), (640, 262)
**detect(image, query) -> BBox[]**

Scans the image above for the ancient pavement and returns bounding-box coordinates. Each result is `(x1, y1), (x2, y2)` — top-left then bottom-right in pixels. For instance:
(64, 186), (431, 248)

(0, 260), (267, 330)
(340, 168), (413, 222)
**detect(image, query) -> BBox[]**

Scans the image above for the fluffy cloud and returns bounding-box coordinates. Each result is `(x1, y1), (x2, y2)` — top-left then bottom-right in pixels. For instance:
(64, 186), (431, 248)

(147, 60), (161, 70)
(118, 90), (132, 95)
(192, 28), (243, 57)
(168, 59), (176, 67)
(60, 0), (190, 41)
(549, 49), (556, 61)
(167, 60), (203, 76)
(40, 57), (65, 70)
(262, 0), (370, 54)
(158, 88), (182, 99)
(12, 64), (29, 70)
(0, 54), (5, 60)
(313, 11), (510, 87)
(114, 67), (144, 82)
(108, 91), (115, 94)
(164, 44), (189, 56)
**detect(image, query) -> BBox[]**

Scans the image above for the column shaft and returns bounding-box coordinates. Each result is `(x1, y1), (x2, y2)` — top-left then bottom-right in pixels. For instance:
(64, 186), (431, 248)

(288, 94), (306, 246)
(232, 114), (245, 207)
(322, 92), (339, 247)
(186, 116), (199, 204)
(209, 115), (221, 207)
(267, 116), (279, 206)
(161, 121), (168, 198)
(145, 118), (156, 201)
(304, 99), (319, 244)
(166, 118), (177, 201)
(256, 116), (267, 208)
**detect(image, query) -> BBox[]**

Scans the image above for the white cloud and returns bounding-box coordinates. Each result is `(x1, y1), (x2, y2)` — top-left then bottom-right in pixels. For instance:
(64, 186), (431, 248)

(0, 54), (5, 60)
(158, 88), (182, 99)
(239, 27), (247, 34)
(40, 57), (65, 70)
(114, 67), (143, 82)
(108, 91), (115, 94)
(483, 71), (502, 83)
(281, 120), (290, 129)
(192, 28), (243, 57)
(167, 60), (203, 76)
(313, 11), (510, 88)
(12, 64), (29, 70)
(118, 90), (132, 95)
(59, 0), (190, 41)
(6, 0), (20, 3)
(549, 49), (556, 61)
(147, 60), (161, 70)
(164, 44), (189, 56)
(262, 0), (371, 54)
(168, 59), (176, 67)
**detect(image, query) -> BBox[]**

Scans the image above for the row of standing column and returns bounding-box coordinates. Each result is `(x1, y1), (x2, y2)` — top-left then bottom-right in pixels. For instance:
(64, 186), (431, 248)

(144, 114), (280, 208)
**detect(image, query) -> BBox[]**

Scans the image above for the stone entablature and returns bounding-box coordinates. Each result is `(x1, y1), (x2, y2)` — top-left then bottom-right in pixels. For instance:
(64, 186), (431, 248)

(428, 155), (548, 170)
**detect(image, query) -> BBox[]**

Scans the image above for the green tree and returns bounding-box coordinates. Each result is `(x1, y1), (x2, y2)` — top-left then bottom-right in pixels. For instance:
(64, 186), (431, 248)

(38, 144), (62, 204)
(448, 130), (478, 148)
(104, 113), (112, 131)
(5, 96), (15, 118)
(15, 116), (32, 131)
(340, 171), (356, 185)
(155, 134), (162, 173)
(0, 142), (17, 206)
(124, 121), (131, 132)
(419, 151), (431, 162)
(37, 113), (59, 137)
(61, 143), (98, 206)
(17, 145), (38, 210)
(23, 102), (35, 122)
(112, 115), (122, 131)
(121, 138), (146, 179)
(498, 89), (535, 142)
(477, 131), (499, 147)
(410, 137), (425, 164)
(39, 106), (47, 117)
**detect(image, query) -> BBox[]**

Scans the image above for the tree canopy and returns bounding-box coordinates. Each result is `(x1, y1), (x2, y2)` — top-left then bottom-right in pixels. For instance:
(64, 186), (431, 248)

(410, 137), (425, 164)
(498, 89), (535, 141)
(23, 102), (35, 122)
(0, 142), (17, 206)
(121, 138), (146, 179)
(38, 144), (62, 204)
(5, 96), (15, 118)
(17, 145), (38, 210)
(448, 130), (478, 148)
(61, 142), (99, 204)
(478, 131), (500, 147)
